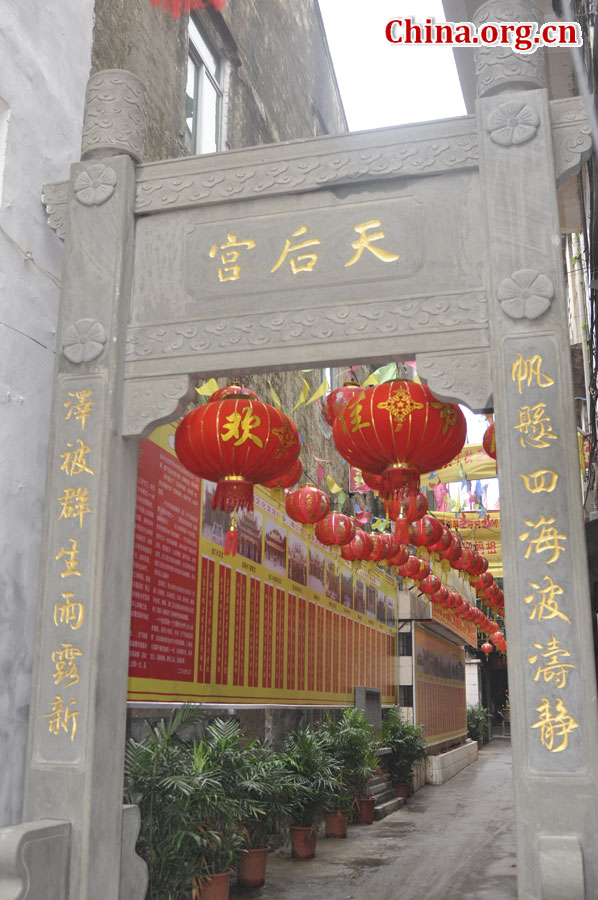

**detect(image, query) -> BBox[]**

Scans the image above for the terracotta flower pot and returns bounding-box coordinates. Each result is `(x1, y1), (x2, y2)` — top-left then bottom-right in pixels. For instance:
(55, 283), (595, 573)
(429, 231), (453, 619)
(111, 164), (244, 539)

(324, 810), (349, 838)
(237, 847), (269, 888)
(354, 797), (375, 825)
(394, 781), (412, 800)
(290, 825), (317, 859)
(193, 870), (230, 900)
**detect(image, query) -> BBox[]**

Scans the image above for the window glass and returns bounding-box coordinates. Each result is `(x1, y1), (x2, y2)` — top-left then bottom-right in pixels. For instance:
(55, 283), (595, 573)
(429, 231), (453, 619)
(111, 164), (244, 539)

(186, 18), (223, 155)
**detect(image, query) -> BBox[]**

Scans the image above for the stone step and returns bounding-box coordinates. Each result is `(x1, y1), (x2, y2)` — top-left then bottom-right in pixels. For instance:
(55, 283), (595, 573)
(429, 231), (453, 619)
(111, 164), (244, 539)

(368, 775), (388, 790)
(369, 778), (393, 797)
(373, 788), (396, 806)
(374, 796), (404, 820)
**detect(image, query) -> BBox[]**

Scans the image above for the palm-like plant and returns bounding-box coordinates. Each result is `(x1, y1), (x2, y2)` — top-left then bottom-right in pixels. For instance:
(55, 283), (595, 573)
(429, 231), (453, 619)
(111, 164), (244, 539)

(124, 704), (213, 899)
(381, 707), (427, 785)
(318, 708), (378, 802)
(281, 725), (341, 827)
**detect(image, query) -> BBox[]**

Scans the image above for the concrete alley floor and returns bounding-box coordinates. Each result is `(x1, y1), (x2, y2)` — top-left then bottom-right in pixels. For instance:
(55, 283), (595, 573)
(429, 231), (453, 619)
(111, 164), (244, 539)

(231, 739), (516, 900)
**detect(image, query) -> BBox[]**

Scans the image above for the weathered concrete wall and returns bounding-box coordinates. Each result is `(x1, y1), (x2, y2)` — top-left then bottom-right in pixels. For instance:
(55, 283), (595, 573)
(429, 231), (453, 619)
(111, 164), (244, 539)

(217, 0), (347, 147)
(0, 1), (95, 827)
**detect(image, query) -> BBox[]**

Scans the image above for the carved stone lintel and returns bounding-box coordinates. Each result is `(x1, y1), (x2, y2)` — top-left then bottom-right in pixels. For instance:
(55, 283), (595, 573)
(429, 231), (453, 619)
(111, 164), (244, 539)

(134, 120), (479, 214)
(551, 97), (593, 187)
(125, 293), (489, 363)
(81, 69), (148, 164)
(42, 181), (69, 242)
(415, 351), (493, 412)
(122, 375), (194, 437)
(539, 835), (585, 900)
(0, 819), (70, 900)
(120, 806), (148, 900)
(474, 1), (545, 97)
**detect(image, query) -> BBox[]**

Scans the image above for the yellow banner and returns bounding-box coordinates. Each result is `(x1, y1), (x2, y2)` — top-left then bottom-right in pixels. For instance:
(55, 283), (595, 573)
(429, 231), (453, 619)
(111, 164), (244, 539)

(128, 424), (397, 706)
(420, 444), (497, 486)
(432, 510), (502, 578)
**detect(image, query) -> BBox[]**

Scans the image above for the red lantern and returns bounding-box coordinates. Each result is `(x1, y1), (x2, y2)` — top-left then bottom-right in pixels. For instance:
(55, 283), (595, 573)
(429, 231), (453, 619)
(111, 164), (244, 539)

(420, 575), (442, 595)
(452, 547), (477, 573)
(410, 515), (444, 548)
(483, 422), (496, 460)
(175, 387), (300, 515)
(470, 554), (489, 577)
(387, 545), (410, 568)
(323, 381), (364, 427)
(341, 529), (374, 562)
(475, 572), (494, 595)
(210, 383), (258, 403)
(428, 525), (452, 555)
(481, 641), (493, 656)
(367, 532), (394, 562)
(333, 381), (466, 501)
(264, 457), (303, 490)
(441, 535), (463, 567)
(315, 513), (356, 547)
(150, 0), (226, 17)
(285, 484), (330, 525)
(430, 586), (449, 604)
(397, 555), (425, 580)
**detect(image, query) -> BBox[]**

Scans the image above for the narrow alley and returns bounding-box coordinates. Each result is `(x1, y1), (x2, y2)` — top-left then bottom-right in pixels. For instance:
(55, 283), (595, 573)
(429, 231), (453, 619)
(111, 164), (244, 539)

(233, 740), (516, 900)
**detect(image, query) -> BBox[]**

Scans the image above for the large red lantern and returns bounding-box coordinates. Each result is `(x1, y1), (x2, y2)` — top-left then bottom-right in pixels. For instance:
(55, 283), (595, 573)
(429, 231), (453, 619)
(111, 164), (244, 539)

(360, 471), (381, 492)
(475, 572), (494, 595)
(323, 381), (364, 427)
(483, 422), (496, 460)
(285, 484), (330, 525)
(481, 641), (493, 656)
(175, 386), (300, 514)
(314, 513), (356, 547)
(428, 525), (452, 555)
(341, 529), (374, 563)
(333, 381), (466, 501)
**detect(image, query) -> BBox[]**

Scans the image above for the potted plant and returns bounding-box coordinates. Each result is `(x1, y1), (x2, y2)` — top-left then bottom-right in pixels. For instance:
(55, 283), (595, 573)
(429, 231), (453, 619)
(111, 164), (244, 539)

(381, 707), (427, 800)
(124, 704), (215, 900)
(281, 724), (340, 858)
(236, 741), (293, 886)
(318, 708), (379, 827)
(467, 704), (489, 748)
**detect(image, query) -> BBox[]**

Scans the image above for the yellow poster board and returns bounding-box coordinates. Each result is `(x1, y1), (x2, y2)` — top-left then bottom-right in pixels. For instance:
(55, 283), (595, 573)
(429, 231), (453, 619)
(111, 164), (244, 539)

(127, 424), (397, 706)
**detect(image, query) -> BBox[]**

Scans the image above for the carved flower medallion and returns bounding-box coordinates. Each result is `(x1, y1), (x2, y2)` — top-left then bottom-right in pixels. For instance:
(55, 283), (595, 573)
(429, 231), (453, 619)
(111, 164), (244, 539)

(487, 101), (540, 146)
(74, 164), (117, 206)
(63, 318), (107, 364)
(497, 269), (554, 320)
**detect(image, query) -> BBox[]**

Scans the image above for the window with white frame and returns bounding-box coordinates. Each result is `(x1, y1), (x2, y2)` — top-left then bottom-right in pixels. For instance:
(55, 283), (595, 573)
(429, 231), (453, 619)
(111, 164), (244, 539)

(185, 18), (224, 155)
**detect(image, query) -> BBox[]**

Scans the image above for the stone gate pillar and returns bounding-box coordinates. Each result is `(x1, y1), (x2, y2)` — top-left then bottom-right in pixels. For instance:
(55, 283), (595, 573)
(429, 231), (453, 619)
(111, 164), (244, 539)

(475, 2), (598, 897)
(20, 71), (148, 900)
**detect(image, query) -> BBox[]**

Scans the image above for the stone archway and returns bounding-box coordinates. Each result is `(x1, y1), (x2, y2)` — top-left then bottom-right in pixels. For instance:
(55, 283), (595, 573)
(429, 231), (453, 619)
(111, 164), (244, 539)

(5, 3), (598, 898)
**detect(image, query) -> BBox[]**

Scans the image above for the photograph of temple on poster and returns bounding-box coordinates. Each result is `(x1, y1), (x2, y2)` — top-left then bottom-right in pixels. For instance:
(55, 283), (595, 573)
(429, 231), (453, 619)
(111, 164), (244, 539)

(127, 424), (397, 706)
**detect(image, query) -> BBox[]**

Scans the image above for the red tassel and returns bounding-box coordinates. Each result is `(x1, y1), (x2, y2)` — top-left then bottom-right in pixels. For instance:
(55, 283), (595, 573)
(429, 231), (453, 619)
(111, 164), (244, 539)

(395, 516), (410, 545)
(151, 0), (226, 18)
(224, 521), (238, 556)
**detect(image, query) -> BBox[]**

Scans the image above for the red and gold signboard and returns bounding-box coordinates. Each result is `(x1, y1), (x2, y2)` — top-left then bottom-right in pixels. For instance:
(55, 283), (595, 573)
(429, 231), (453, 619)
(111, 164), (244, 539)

(414, 625), (466, 742)
(128, 424), (397, 706)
